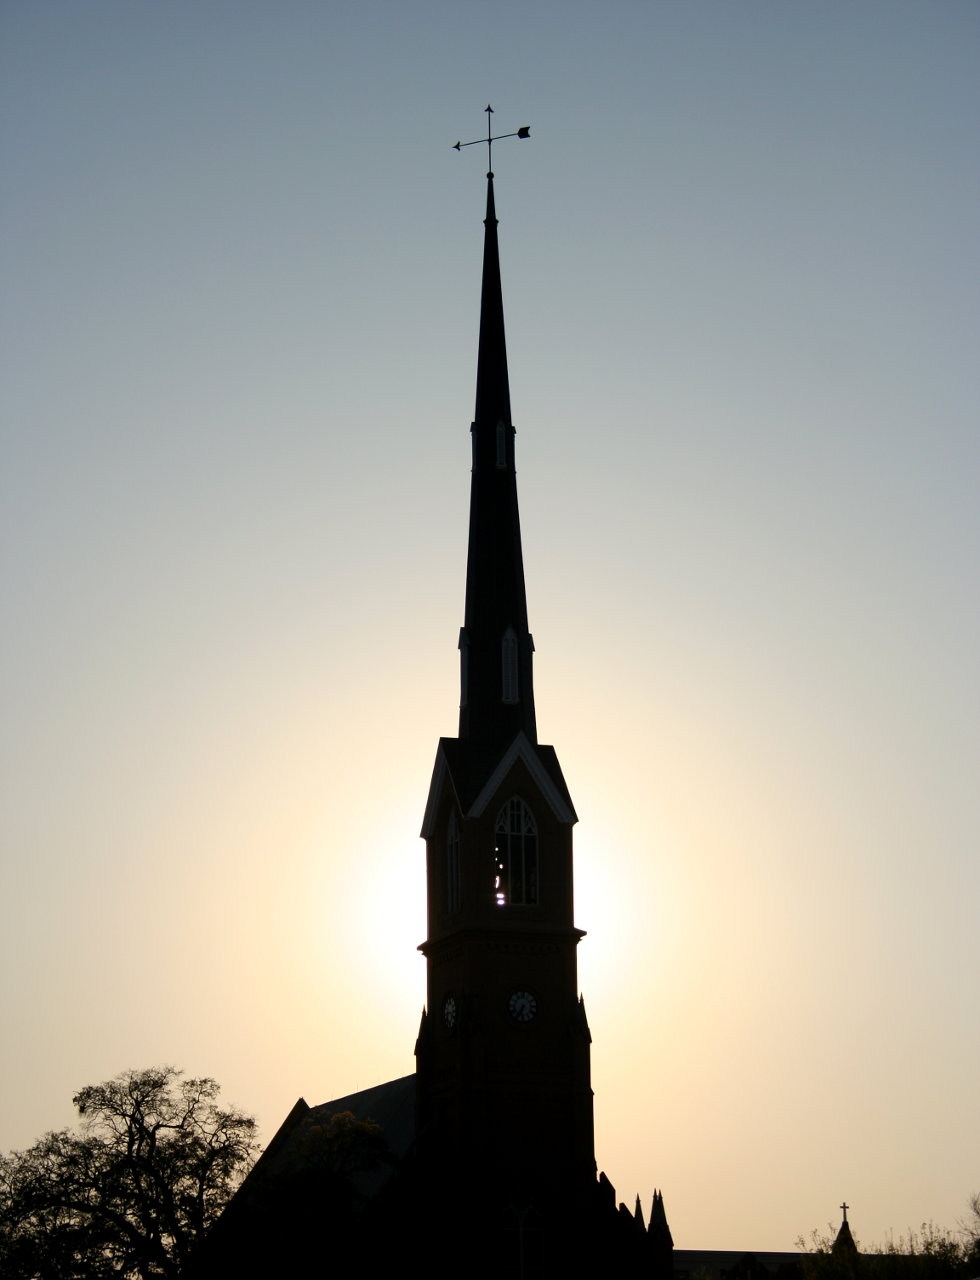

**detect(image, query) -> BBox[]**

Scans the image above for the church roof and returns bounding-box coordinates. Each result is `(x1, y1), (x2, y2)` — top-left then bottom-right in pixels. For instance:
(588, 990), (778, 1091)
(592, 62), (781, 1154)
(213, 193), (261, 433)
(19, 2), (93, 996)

(215, 1074), (415, 1227)
(307, 1073), (415, 1162)
(674, 1250), (803, 1280)
(197, 1078), (417, 1272)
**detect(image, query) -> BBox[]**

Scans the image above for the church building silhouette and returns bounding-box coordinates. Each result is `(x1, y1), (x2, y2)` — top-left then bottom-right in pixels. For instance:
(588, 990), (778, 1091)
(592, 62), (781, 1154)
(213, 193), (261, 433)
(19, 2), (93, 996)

(198, 138), (825, 1280)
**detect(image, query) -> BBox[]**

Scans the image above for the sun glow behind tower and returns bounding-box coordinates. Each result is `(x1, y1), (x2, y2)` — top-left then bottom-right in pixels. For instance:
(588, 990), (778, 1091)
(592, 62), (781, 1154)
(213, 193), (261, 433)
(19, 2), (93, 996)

(2, 2), (978, 1254)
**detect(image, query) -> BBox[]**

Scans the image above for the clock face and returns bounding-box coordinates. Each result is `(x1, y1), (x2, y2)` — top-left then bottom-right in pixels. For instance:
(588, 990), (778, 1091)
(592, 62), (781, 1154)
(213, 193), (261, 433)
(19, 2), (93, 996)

(508, 990), (537, 1023)
(442, 994), (458, 1031)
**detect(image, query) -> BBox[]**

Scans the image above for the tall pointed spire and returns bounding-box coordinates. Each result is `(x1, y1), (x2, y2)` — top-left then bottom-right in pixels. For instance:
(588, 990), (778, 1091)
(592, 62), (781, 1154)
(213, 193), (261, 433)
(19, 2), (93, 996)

(648, 1189), (674, 1250)
(458, 171), (536, 745)
(473, 173), (511, 428)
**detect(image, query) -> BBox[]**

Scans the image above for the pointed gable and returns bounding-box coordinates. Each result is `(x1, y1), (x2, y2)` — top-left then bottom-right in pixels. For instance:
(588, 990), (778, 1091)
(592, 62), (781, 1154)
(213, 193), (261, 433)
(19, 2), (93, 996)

(421, 731), (576, 839)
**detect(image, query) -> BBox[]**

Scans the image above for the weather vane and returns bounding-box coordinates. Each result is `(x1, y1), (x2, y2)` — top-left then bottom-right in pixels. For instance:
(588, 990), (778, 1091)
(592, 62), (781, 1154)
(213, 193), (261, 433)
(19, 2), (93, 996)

(453, 104), (530, 173)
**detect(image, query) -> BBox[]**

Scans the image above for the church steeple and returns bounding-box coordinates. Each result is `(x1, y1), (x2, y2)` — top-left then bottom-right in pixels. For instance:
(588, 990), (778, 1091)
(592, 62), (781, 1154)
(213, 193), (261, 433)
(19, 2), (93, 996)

(459, 171), (536, 746)
(833, 1203), (858, 1257)
(417, 142), (594, 1263)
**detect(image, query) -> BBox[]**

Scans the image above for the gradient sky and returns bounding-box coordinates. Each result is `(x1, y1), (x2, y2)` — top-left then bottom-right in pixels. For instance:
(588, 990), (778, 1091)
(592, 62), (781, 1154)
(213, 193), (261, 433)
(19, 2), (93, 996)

(2, 0), (978, 1253)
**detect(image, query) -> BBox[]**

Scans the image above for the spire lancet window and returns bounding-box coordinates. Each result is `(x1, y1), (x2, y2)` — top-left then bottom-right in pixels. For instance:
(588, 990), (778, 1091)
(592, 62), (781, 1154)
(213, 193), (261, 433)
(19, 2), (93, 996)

(501, 627), (519, 703)
(459, 627), (470, 708)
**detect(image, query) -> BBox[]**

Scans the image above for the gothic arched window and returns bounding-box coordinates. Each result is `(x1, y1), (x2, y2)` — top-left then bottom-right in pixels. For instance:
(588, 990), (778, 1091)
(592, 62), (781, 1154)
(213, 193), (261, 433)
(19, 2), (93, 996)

(493, 797), (538, 907)
(447, 809), (460, 912)
(496, 419), (507, 468)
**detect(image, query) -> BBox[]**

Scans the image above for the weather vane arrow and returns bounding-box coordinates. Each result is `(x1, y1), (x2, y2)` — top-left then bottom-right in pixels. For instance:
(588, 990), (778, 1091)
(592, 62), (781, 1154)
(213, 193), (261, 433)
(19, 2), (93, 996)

(453, 104), (530, 171)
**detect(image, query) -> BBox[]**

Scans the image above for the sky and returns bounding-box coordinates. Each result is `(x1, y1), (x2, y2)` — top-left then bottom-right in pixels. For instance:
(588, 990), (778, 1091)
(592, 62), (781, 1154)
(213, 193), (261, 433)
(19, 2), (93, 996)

(1, 0), (978, 1254)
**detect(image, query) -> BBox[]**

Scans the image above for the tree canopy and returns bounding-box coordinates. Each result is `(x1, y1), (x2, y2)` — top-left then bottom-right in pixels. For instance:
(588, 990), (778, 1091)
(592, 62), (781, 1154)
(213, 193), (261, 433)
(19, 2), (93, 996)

(0, 1067), (258, 1279)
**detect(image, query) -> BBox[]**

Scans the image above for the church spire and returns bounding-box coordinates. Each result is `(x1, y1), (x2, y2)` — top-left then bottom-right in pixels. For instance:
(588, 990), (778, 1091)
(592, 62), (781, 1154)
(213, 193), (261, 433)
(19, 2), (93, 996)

(473, 172), (511, 428)
(833, 1203), (858, 1257)
(458, 170), (536, 745)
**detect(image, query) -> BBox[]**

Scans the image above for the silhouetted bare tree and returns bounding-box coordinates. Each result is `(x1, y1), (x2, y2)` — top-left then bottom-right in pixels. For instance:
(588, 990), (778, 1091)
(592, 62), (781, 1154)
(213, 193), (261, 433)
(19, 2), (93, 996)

(0, 1067), (257, 1279)
(959, 1194), (980, 1274)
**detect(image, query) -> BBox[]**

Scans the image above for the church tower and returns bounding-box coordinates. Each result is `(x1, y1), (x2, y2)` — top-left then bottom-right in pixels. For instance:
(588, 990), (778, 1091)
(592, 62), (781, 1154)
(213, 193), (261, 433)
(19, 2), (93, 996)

(198, 132), (675, 1280)
(415, 163), (596, 1264)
